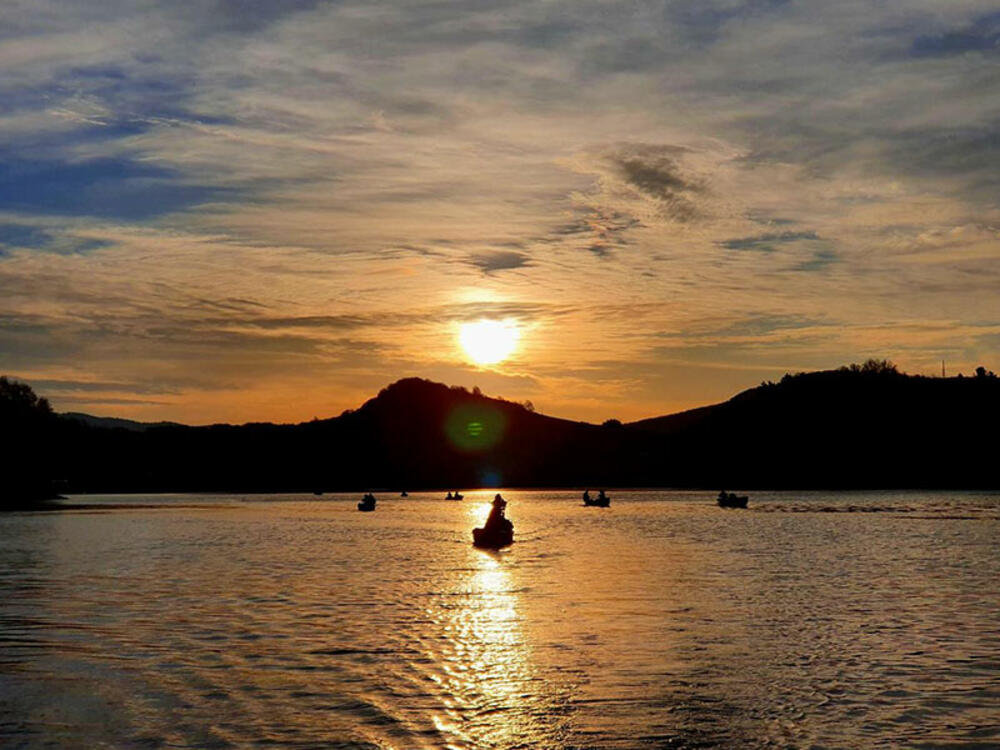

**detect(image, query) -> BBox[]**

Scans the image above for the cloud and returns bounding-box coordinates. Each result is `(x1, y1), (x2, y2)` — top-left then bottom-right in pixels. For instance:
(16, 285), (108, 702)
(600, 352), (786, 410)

(1, 0), (999, 422)
(590, 143), (706, 223)
(53, 395), (173, 407)
(910, 11), (1000, 58)
(678, 314), (834, 340)
(28, 378), (180, 395)
(720, 231), (820, 252)
(0, 222), (114, 254)
(468, 250), (531, 274)
(793, 248), (839, 272)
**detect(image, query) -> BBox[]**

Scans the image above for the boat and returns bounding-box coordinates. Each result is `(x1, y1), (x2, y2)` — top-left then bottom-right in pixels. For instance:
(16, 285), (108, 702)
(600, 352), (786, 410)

(473, 524), (513, 548)
(358, 493), (377, 512)
(473, 493), (514, 548)
(449, 491), (464, 500)
(717, 491), (748, 509)
(400, 491), (408, 497)
(583, 490), (610, 507)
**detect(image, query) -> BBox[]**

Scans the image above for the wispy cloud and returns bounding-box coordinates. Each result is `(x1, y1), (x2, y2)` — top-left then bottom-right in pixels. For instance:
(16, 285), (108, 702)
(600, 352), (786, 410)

(720, 232), (820, 252)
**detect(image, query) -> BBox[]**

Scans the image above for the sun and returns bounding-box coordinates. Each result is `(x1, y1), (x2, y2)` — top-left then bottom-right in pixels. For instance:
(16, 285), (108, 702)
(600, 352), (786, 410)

(459, 319), (520, 365)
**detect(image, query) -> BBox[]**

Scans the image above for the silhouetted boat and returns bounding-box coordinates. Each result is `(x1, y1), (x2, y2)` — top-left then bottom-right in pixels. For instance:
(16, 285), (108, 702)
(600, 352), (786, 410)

(358, 493), (377, 512)
(400, 490), (408, 497)
(473, 524), (513, 548)
(473, 493), (514, 548)
(447, 491), (464, 500)
(717, 491), (748, 509)
(583, 490), (610, 507)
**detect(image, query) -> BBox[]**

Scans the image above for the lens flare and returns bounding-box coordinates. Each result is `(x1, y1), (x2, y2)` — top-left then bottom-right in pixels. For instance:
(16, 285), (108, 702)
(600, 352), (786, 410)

(444, 404), (505, 452)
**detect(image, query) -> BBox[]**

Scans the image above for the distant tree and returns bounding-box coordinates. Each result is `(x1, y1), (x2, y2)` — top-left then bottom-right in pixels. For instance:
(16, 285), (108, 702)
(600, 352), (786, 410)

(0, 376), (52, 417)
(522, 400), (535, 412)
(861, 358), (898, 374)
(472, 386), (482, 396)
(1, 377), (57, 505)
(602, 418), (622, 428)
(841, 358), (899, 375)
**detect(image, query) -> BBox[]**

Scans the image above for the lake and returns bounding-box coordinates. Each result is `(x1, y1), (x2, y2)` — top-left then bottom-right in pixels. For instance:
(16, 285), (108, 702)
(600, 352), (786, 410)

(1, 490), (998, 748)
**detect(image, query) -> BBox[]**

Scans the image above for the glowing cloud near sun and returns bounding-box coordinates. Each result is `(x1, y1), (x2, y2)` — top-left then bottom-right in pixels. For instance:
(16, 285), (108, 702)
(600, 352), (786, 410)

(458, 319), (520, 365)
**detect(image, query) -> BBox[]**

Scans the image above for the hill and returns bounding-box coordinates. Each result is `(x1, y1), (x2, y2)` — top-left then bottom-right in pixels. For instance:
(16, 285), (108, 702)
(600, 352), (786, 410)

(62, 412), (184, 432)
(626, 360), (999, 487)
(35, 378), (640, 495)
(2, 362), (998, 504)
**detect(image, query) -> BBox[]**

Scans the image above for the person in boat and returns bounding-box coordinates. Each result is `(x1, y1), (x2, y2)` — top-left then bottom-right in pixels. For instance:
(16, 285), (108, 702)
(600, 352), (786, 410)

(718, 489), (728, 502)
(583, 489), (591, 504)
(446, 491), (453, 499)
(485, 493), (511, 531)
(597, 489), (607, 503)
(473, 493), (514, 547)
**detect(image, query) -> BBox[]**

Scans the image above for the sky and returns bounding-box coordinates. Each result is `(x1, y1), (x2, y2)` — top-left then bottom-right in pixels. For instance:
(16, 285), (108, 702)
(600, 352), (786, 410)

(2, 1), (999, 425)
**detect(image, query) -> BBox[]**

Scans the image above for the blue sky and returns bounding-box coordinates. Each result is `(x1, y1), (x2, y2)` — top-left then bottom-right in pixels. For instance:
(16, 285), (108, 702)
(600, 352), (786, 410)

(1, 1), (998, 423)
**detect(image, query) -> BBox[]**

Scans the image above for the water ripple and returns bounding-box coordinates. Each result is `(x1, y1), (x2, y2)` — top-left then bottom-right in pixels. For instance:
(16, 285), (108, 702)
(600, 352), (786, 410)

(0, 490), (997, 748)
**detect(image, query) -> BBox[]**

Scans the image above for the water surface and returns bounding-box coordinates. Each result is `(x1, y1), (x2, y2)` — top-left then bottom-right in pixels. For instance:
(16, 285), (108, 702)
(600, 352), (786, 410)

(1, 490), (998, 748)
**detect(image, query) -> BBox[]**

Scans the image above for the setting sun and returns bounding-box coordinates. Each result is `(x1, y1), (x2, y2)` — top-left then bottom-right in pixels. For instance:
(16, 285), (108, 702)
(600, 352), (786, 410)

(458, 320), (520, 365)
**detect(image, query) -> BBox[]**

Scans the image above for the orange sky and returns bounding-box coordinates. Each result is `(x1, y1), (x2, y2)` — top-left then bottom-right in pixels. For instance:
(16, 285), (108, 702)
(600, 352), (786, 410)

(2, 2), (999, 425)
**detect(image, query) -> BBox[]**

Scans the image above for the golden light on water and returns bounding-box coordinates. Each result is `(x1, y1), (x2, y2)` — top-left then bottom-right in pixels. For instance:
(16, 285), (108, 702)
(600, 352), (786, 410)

(458, 319), (520, 366)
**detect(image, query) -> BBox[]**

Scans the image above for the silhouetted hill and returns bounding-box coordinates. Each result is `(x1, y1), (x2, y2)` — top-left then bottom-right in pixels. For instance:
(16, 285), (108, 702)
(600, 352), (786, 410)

(627, 361), (999, 487)
(2, 362), (998, 505)
(27, 378), (639, 496)
(63, 412), (183, 432)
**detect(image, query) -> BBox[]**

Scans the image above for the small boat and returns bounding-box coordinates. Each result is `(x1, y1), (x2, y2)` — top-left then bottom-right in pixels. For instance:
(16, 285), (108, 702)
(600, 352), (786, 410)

(583, 490), (610, 507)
(358, 493), (377, 512)
(400, 491), (408, 497)
(473, 524), (513, 548)
(717, 491), (748, 509)
(449, 491), (464, 501)
(473, 493), (514, 548)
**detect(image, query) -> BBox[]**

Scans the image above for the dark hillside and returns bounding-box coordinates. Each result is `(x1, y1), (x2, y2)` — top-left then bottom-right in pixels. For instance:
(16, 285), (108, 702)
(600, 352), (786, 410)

(3, 361), (998, 505)
(31, 378), (637, 496)
(629, 361), (999, 487)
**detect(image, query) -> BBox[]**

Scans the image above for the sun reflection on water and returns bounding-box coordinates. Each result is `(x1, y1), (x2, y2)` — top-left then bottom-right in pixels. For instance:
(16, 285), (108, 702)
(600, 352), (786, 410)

(424, 533), (558, 749)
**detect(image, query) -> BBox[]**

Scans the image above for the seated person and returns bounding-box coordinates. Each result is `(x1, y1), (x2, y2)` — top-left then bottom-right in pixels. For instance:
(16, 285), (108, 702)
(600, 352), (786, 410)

(485, 493), (508, 529)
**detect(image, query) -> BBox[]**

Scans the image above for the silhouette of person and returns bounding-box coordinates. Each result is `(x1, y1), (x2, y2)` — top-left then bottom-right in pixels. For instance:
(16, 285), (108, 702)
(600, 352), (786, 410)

(486, 493), (508, 530)
(598, 489), (607, 501)
(583, 489), (591, 503)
